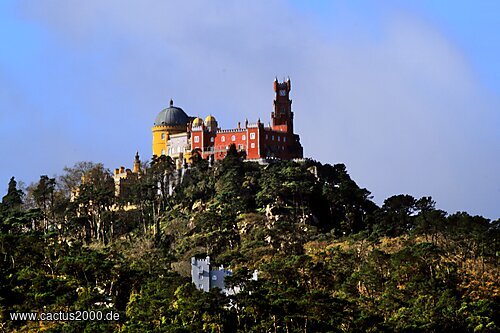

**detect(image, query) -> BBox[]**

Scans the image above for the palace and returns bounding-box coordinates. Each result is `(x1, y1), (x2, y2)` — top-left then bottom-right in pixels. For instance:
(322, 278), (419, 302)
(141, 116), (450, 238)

(108, 78), (304, 197)
(152, 78), (303, 167)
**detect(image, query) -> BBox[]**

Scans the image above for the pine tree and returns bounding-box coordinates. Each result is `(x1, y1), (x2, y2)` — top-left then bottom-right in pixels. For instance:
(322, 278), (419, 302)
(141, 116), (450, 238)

(1, 177), (23, 211)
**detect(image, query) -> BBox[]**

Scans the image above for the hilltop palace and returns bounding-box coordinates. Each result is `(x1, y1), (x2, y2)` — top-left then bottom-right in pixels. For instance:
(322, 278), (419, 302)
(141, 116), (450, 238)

(112, 78), (303, 191)
(152, 78), (303, 166)
(110, 79), (299, 291)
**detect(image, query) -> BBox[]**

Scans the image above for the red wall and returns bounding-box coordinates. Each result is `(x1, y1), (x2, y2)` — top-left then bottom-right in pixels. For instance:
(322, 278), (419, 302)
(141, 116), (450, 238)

(190, 125), (302, 161)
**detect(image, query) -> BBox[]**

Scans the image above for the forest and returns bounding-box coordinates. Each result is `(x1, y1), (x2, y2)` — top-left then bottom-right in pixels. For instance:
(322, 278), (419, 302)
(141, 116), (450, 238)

(0, 146), (498, 332)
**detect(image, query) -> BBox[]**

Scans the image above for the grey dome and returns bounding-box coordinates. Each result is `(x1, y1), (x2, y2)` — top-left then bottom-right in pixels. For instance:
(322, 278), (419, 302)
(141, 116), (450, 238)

(154, 99), (189, 126)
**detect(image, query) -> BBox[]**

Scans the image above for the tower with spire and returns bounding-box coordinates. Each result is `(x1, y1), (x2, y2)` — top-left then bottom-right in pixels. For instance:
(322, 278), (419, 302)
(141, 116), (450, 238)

(133, 151), (141, 174)
(113, 152), (143, 197)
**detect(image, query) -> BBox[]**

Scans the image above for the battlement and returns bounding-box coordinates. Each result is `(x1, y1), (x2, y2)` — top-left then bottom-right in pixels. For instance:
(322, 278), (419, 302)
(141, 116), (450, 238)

(217, 128), (246, 134)
(191, 256), (258, 295)
(246, 123), (261, 128)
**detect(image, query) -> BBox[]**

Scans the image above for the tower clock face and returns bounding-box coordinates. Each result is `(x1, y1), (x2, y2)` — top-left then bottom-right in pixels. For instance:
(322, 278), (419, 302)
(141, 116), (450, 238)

(279, 89), (286, 96)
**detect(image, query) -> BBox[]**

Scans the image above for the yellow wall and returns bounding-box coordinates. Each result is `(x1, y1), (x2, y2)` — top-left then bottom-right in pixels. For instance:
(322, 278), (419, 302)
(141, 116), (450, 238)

(152, 126), (169, 157)
(152, 125), (187, 157)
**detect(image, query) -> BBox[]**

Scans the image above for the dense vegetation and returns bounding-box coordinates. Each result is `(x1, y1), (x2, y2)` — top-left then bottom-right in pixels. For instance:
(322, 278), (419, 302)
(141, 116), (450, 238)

(1, 147), (498, 332)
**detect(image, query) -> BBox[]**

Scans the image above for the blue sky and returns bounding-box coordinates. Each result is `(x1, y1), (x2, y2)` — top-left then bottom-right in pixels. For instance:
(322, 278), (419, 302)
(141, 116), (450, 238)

(0, 0), (499, 218)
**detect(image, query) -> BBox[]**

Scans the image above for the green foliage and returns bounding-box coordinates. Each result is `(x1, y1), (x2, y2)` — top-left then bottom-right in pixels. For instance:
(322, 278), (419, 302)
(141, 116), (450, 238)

(0, 158), (498, 332)
(1, 177), (23, 212)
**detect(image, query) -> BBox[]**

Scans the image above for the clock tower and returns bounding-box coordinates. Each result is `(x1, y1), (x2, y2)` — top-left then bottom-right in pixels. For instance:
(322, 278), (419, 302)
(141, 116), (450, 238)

(272, 77), (293, 133)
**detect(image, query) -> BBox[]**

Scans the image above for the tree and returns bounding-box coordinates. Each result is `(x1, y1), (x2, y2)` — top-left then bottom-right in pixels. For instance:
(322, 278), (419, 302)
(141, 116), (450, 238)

(256, 161), (317, 223)
(31, 175), (56, 232)
(2, 177), (23, 211)
(149, 154), (176, 240)
(74, 165), (115, 243)
(316, 163), (377, 234)
(372, 194), (417, 237)
(174, 152), (214, 207)
(58, 161), (103, 197)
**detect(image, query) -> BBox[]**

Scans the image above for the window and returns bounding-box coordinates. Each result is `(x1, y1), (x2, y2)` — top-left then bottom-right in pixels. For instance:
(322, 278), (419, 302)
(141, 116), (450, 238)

(231, 135), (236, 141)
(194, 136), (199, 143)
(282, 146), (285, 150)
(199, 284), (203, 288)
(277, 136), (281, 142)
(242, 135), (246, 140)
(238, 144), (243, 150)
(210, 137), (214, 142)
(221, 136), (226, 142)
(161, 133), (166, 140)
(265, 134), (268, 140)
(284, 137), (286, 142)
(212, 275), (217, 281)
(250, 132), (255, 140)
(251, 143), (255, 149)
(272, 135), (274, 141)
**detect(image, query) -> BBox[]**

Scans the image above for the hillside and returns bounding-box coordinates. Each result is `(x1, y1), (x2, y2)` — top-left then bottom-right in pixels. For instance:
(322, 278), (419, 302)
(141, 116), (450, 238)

(0, 149), (498, 332)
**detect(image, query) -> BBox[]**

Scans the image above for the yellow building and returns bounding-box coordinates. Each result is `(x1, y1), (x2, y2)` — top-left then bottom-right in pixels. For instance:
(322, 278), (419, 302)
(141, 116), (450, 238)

(152, 99), (194, 167)
(152, 99), (191, 155)
(113, 151), (141, 197)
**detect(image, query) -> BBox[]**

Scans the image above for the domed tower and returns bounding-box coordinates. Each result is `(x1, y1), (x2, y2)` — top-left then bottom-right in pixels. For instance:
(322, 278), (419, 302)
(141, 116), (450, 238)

(152, 99), (189, 156)
(192, 117), (204, 128)
(204, 115), (218, 133)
